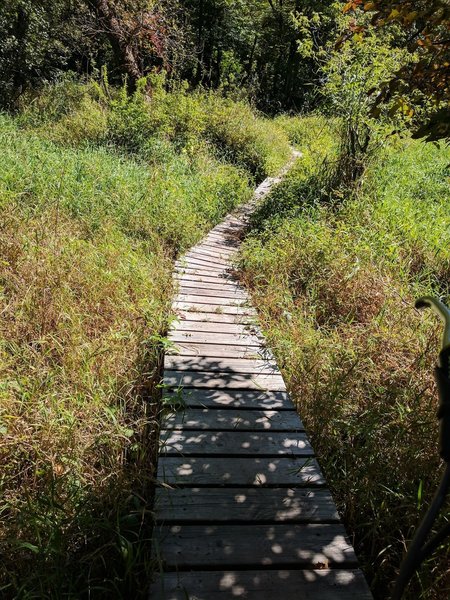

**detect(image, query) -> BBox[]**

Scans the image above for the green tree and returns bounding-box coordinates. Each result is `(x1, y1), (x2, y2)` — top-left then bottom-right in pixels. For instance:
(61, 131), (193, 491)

(342, 0), (450, 140)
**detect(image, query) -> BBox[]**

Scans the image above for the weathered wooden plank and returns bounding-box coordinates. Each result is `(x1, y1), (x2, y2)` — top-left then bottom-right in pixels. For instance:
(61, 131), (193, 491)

(154, 487), (339, 523)
(149, 569), (373, 600)
(178, 256), (229, 270)
(168, 331), (261, 346)
(190, 244), (236, 256)
(164, 356), (277, 374)
(153, 523), (358, 568)
(173, 302), (255, 316)
(177, 286), (247, 299)
(211, 220), (242, 232)
(167, 342), (266, 358)
(162, 389), (293, 409)
(171, 319), (262, 337)
(164, 371), (286, 392)
(174, 271), (236, 282)
(201, 241), (239, 251)
(171, 321), (260, 335)
(188, 243), (236, 256)
(172, 311), (256, 325)
(162, 408), (302, 431)
(174, 295), (251, 307)
(157, 456), (324, 486)
(175, 261), (229, 274)
(176, 280), (246, 294)
(174, 269), (237, 281)
(184, 251), (230, 265)
(159, 431), (313, 457)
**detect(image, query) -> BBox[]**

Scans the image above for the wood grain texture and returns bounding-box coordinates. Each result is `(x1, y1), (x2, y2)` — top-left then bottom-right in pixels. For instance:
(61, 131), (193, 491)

(154, 487), (339, 523)
(176, 286), (247, 299)
(175, 280), (246, 294)
(172, 311), (255, 324)
(163, 371), (286, 391)
(162, 389), (293, 409)
(156, 456), (325, 486)
(149, 569), (373, 600)
(168, 331), (262, 346)
(164, 356), (277, 374)
(173, 302), (256, 315)
(166, 342), (269, 358)
(153, 523), (358, 568)
(174, 269), (237, 281)
(159, 430), (313, 457)
(170, 321), (260, 335)
(174, 295), (252, 307)
(162, 408), (303, 431)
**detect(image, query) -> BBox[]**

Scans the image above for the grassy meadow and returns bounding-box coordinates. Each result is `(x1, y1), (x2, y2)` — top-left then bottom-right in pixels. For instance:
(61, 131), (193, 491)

(1, 75), (448, 600)
(240, 116), (450, 599)
(0, 79), (291, 598)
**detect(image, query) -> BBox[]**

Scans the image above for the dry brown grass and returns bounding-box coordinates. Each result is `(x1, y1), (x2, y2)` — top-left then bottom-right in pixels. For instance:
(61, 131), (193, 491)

(240, 119), (450, 599)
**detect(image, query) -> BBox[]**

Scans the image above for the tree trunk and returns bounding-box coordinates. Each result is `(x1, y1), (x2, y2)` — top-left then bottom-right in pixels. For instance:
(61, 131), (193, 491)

(90, 0), (143, 90)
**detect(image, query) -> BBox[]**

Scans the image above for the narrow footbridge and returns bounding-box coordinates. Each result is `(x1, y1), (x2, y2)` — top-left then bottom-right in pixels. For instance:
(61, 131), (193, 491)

(151, 168), (373, 599)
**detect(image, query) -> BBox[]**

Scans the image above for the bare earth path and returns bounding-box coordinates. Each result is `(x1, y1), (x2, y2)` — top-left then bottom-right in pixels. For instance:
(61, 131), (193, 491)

(150, 155), (373, 599)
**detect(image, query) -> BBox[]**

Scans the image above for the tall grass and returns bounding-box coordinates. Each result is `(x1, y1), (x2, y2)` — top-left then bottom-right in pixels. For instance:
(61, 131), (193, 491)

(240, 116), (450, 599)
(0, 78), (291, 598)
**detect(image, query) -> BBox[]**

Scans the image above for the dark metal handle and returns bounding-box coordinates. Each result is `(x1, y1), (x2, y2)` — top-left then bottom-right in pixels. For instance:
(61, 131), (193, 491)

(391, 298), (450, 599)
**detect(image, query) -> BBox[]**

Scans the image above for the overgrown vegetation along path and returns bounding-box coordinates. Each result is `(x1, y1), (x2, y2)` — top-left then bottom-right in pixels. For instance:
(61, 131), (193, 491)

(150, 156), (372, 599)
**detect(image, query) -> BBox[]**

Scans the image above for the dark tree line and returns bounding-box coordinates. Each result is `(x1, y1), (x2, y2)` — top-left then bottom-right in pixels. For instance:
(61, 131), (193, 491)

(1, 0), (448, 131)
(0, 0), (339, 111)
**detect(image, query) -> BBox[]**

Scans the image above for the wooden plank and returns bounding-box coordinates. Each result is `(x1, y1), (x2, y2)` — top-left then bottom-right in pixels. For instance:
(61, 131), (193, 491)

(163, 371), (286, 391)
(184, 251), (230, 265)
(177, 286), (247, 299)
(172, 311), (255, 325)
(173, 302), (255, 316)
(178, 256), (229, 270)
(174, 272), (237, 283)
(157, 456), (324, 486)
(175, 261), (230, 274)
(171, 320), (260, 334)
(201, 241), (239, 251)
(212, 221), (242, 233)
(162, 389), (293, 409)
(153, 523), (358, 568)
(190, 244), (236, 256)
(167, 343), (266, 359)
(164, 357), (277, 374)
(150, 569), (373, 600)
(154, 487), (339, 523)
(168, 331), (262, 346)
(159, 431), (313, 457)
(176, 280), (246, 294)
(175, 272), (237, 284)
(174, 295), (251, 307)
(171, 319), (262, 337)
(162, 408), (303, 431)
(202, 237), (239, 248)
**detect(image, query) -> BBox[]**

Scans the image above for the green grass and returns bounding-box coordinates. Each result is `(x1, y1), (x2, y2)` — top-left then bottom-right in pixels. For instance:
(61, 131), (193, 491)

(240, 116), (450, 599)
(0, 78), (292, 598)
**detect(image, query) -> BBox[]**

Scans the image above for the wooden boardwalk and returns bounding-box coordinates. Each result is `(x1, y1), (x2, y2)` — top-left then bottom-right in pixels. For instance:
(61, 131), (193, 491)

(151, 167), (373, 599)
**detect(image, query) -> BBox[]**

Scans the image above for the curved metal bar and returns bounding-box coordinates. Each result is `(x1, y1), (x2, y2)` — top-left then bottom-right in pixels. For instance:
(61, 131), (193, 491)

(391, 464), (450, 600)
(415, 297), (450, 352)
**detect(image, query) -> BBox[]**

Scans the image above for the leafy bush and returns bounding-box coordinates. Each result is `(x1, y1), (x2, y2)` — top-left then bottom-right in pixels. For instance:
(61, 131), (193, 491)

(19, 74), (291, 180)
(240, 118), (450, 599)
